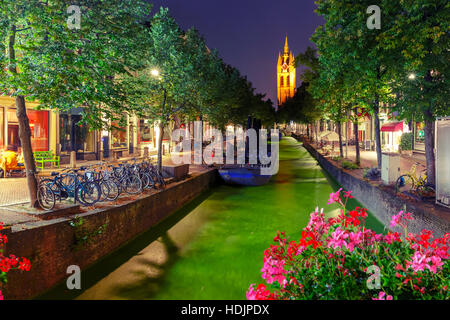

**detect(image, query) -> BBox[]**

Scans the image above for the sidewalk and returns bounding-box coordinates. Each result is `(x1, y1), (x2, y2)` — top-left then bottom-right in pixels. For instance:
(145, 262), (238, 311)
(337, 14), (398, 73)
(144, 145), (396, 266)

(0, 152), (203, 207)
(312, 142), (428, 176)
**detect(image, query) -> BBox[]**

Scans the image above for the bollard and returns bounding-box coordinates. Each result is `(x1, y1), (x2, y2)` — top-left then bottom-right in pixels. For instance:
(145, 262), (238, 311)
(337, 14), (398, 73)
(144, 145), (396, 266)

(70, 151), (76, 168)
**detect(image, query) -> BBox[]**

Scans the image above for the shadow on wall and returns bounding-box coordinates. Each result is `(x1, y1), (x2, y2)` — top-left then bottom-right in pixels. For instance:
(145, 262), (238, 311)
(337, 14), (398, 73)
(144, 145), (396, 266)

(37, 189), (214, 300)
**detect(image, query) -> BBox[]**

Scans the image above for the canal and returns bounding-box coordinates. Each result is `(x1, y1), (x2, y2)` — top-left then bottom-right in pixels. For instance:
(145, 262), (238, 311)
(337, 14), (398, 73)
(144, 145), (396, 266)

(40, 136), (384, 300)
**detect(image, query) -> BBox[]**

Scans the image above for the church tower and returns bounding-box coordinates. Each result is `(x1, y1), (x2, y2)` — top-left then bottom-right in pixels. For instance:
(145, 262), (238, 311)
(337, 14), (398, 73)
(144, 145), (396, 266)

(277, 36), (296, 106)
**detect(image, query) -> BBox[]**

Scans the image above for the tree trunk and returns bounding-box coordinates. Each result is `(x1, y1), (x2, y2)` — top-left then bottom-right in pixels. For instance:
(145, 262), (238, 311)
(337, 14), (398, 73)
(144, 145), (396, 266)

(157, 122), (164, 171)
(337, 121), (343, 158)
(424, 108), (435, 186)
(423, 71), (436, 186)
(353, 108), (360, 166)
(9, 24), (39, 207)
(373, 94), (382, 169)
(16, 96), (39, 207)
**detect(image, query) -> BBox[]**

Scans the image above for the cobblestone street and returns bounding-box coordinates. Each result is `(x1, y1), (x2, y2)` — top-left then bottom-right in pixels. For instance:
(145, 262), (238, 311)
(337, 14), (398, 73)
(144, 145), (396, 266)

(0, 178), (29, 207)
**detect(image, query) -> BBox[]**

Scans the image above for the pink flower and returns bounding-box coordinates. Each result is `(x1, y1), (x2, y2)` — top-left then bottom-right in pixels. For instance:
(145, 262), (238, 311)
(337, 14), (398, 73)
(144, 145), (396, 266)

(328, 227), (348, 249)
(246, 284), (274, 300)
(261, 256), (288, 288)
(343, 190), (354, 199)
(0, 289), (3, 300)
(347, 230), (363, 252)
(306, 208), (329, 235)
(406, 251), (444, 274)
(409, 251), (431, 272)
(327, 188), (343, 205)
(372, 291), (393, 300)
(390, 211), (414, 229)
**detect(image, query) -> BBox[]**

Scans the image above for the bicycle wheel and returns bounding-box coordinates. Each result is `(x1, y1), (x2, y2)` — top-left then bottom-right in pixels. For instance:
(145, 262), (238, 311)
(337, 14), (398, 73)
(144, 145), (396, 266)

(105, 179), (120, 201)
(124, 175), (142, 195)
(61, 174), (76, 189)
(79, 181), (101, 205)
(416, 183), (436, 199)
(140, 173), (152, 190)
(39, 178), (66, 201)
(38, 184), (55, 211)
(395, 174), (414, 192)
(99, 180), (110, 202)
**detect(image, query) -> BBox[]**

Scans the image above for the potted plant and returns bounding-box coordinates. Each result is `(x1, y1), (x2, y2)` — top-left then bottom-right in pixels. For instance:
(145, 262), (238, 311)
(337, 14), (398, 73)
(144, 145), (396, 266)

(246, 190), (449, 300)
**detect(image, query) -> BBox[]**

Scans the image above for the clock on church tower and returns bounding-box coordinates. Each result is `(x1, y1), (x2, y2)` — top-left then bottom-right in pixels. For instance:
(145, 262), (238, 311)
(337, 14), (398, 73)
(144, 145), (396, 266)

(277, 36), (296, 106)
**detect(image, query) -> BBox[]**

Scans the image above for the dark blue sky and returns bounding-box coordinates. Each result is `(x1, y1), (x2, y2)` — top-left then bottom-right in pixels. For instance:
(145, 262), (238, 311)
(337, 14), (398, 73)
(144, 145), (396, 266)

(149, 0), (324, 106)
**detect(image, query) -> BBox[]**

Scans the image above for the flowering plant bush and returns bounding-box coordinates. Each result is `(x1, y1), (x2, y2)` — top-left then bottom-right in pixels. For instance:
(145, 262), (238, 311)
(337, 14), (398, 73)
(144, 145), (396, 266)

(247, 189), (449, 300)
(0, 222), (31, 300)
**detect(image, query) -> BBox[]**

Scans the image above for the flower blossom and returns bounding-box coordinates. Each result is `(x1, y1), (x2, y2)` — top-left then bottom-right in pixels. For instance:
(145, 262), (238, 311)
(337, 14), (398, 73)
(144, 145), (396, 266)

(261, 256), (288, 288)
(328, 227), (348, 249)
(372, 291), (393, 300)
(327, 188), (343, 205)
(390, 211), (413, 229)
(246, 284), (275, 300)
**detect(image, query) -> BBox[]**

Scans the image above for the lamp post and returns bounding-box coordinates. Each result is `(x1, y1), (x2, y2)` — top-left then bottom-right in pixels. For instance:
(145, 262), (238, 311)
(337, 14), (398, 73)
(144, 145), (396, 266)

(151, 69), (160, 78)
(150, 67), (166, 170)
(408, 73), (416, 150)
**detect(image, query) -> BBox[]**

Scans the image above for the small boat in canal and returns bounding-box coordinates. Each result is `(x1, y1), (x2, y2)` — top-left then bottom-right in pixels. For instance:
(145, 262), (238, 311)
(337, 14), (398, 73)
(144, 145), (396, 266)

(218, 164), (273, 186)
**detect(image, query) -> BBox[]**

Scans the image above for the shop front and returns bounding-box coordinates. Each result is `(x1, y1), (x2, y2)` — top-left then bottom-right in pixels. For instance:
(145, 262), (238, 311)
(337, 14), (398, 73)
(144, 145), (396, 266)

(0, 97), (56, 153)
(59, 108), (97, 161)
(381, 121), (404, 153)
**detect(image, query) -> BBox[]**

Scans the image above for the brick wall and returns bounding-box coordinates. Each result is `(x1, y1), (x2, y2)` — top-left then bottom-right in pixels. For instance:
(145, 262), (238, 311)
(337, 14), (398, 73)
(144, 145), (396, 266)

(300, 139), (450, 239)
(2, 169), (218, 300)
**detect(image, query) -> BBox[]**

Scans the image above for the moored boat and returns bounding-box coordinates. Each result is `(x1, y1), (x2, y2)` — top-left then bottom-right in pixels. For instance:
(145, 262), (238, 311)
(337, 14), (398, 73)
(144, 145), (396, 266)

(218, 165), (273, 186)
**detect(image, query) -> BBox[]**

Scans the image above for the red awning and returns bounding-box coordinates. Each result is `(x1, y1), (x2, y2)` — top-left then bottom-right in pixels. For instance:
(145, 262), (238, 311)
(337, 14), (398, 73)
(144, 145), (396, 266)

(381, 122), (403, 132)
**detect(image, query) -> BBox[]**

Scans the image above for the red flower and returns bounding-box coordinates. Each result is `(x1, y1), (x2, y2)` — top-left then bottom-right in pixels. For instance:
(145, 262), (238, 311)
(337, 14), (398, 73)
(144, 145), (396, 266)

(18, 258), (31, 271)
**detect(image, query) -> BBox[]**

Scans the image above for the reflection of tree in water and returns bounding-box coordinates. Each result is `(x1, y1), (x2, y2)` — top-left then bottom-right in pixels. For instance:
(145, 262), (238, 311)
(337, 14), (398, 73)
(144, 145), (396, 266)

(111, 232), (180, 300)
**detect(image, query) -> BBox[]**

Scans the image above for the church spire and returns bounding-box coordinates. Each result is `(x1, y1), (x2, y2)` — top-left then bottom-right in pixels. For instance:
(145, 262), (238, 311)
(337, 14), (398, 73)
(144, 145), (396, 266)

(284, 36), (289, 54)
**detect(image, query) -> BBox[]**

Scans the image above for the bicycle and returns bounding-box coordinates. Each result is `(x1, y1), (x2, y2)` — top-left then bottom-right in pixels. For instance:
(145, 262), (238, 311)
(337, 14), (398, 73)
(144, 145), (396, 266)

(37, 177), (56, 211)
(395, 164), (435, 200)
(39, 167), (101, 206)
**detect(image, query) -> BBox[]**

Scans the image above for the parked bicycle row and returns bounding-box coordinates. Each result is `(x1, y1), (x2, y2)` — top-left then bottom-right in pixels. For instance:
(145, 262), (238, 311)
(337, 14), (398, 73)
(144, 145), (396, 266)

(37, 159), (167, 210)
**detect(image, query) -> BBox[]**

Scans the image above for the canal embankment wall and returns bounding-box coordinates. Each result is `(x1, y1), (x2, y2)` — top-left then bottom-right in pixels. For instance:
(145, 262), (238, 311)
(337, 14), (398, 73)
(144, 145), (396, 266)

(295, 135), (449, 238)
(2, 168), (218, 300)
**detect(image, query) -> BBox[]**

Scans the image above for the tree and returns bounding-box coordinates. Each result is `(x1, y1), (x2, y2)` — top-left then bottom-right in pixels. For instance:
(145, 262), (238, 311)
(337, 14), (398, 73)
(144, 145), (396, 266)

(0, 0), (152, 206)
(385, 0), (449, 185)
(124, 8), (218, 170)
(313, 0), (402, 169)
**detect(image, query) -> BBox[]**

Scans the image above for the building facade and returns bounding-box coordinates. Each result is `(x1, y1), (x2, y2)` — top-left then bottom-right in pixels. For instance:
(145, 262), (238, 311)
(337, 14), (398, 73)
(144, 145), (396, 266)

(277, 37), (296, 106)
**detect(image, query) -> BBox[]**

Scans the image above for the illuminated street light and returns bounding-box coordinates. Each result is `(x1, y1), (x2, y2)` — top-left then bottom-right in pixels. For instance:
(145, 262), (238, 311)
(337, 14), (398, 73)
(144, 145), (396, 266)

(408, 73), (416, 80)
(151, 69), (160, 77)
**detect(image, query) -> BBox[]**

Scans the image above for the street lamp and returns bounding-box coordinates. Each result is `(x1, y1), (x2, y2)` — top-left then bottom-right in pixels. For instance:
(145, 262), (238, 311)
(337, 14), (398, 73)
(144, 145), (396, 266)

(151, 69), (160, 77)
(408, 73), (416, 80)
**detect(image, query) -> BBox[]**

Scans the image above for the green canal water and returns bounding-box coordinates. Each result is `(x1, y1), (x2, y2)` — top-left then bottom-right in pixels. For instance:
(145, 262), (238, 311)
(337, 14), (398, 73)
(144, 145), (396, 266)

(40, 136), (384, 300)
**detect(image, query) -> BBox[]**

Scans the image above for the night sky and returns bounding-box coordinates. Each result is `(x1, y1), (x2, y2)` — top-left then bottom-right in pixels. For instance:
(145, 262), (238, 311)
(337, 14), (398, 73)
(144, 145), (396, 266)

(148, 0), (324, 106)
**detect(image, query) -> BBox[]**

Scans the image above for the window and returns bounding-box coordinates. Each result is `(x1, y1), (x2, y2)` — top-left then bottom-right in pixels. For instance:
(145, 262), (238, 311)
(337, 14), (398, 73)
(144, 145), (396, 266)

(60, 112), (96, 153)
(138, 119), (153, 143)
(7, 108), (49, 151)
(287, 75), (290, 86)
(280, 77), (284, 86)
